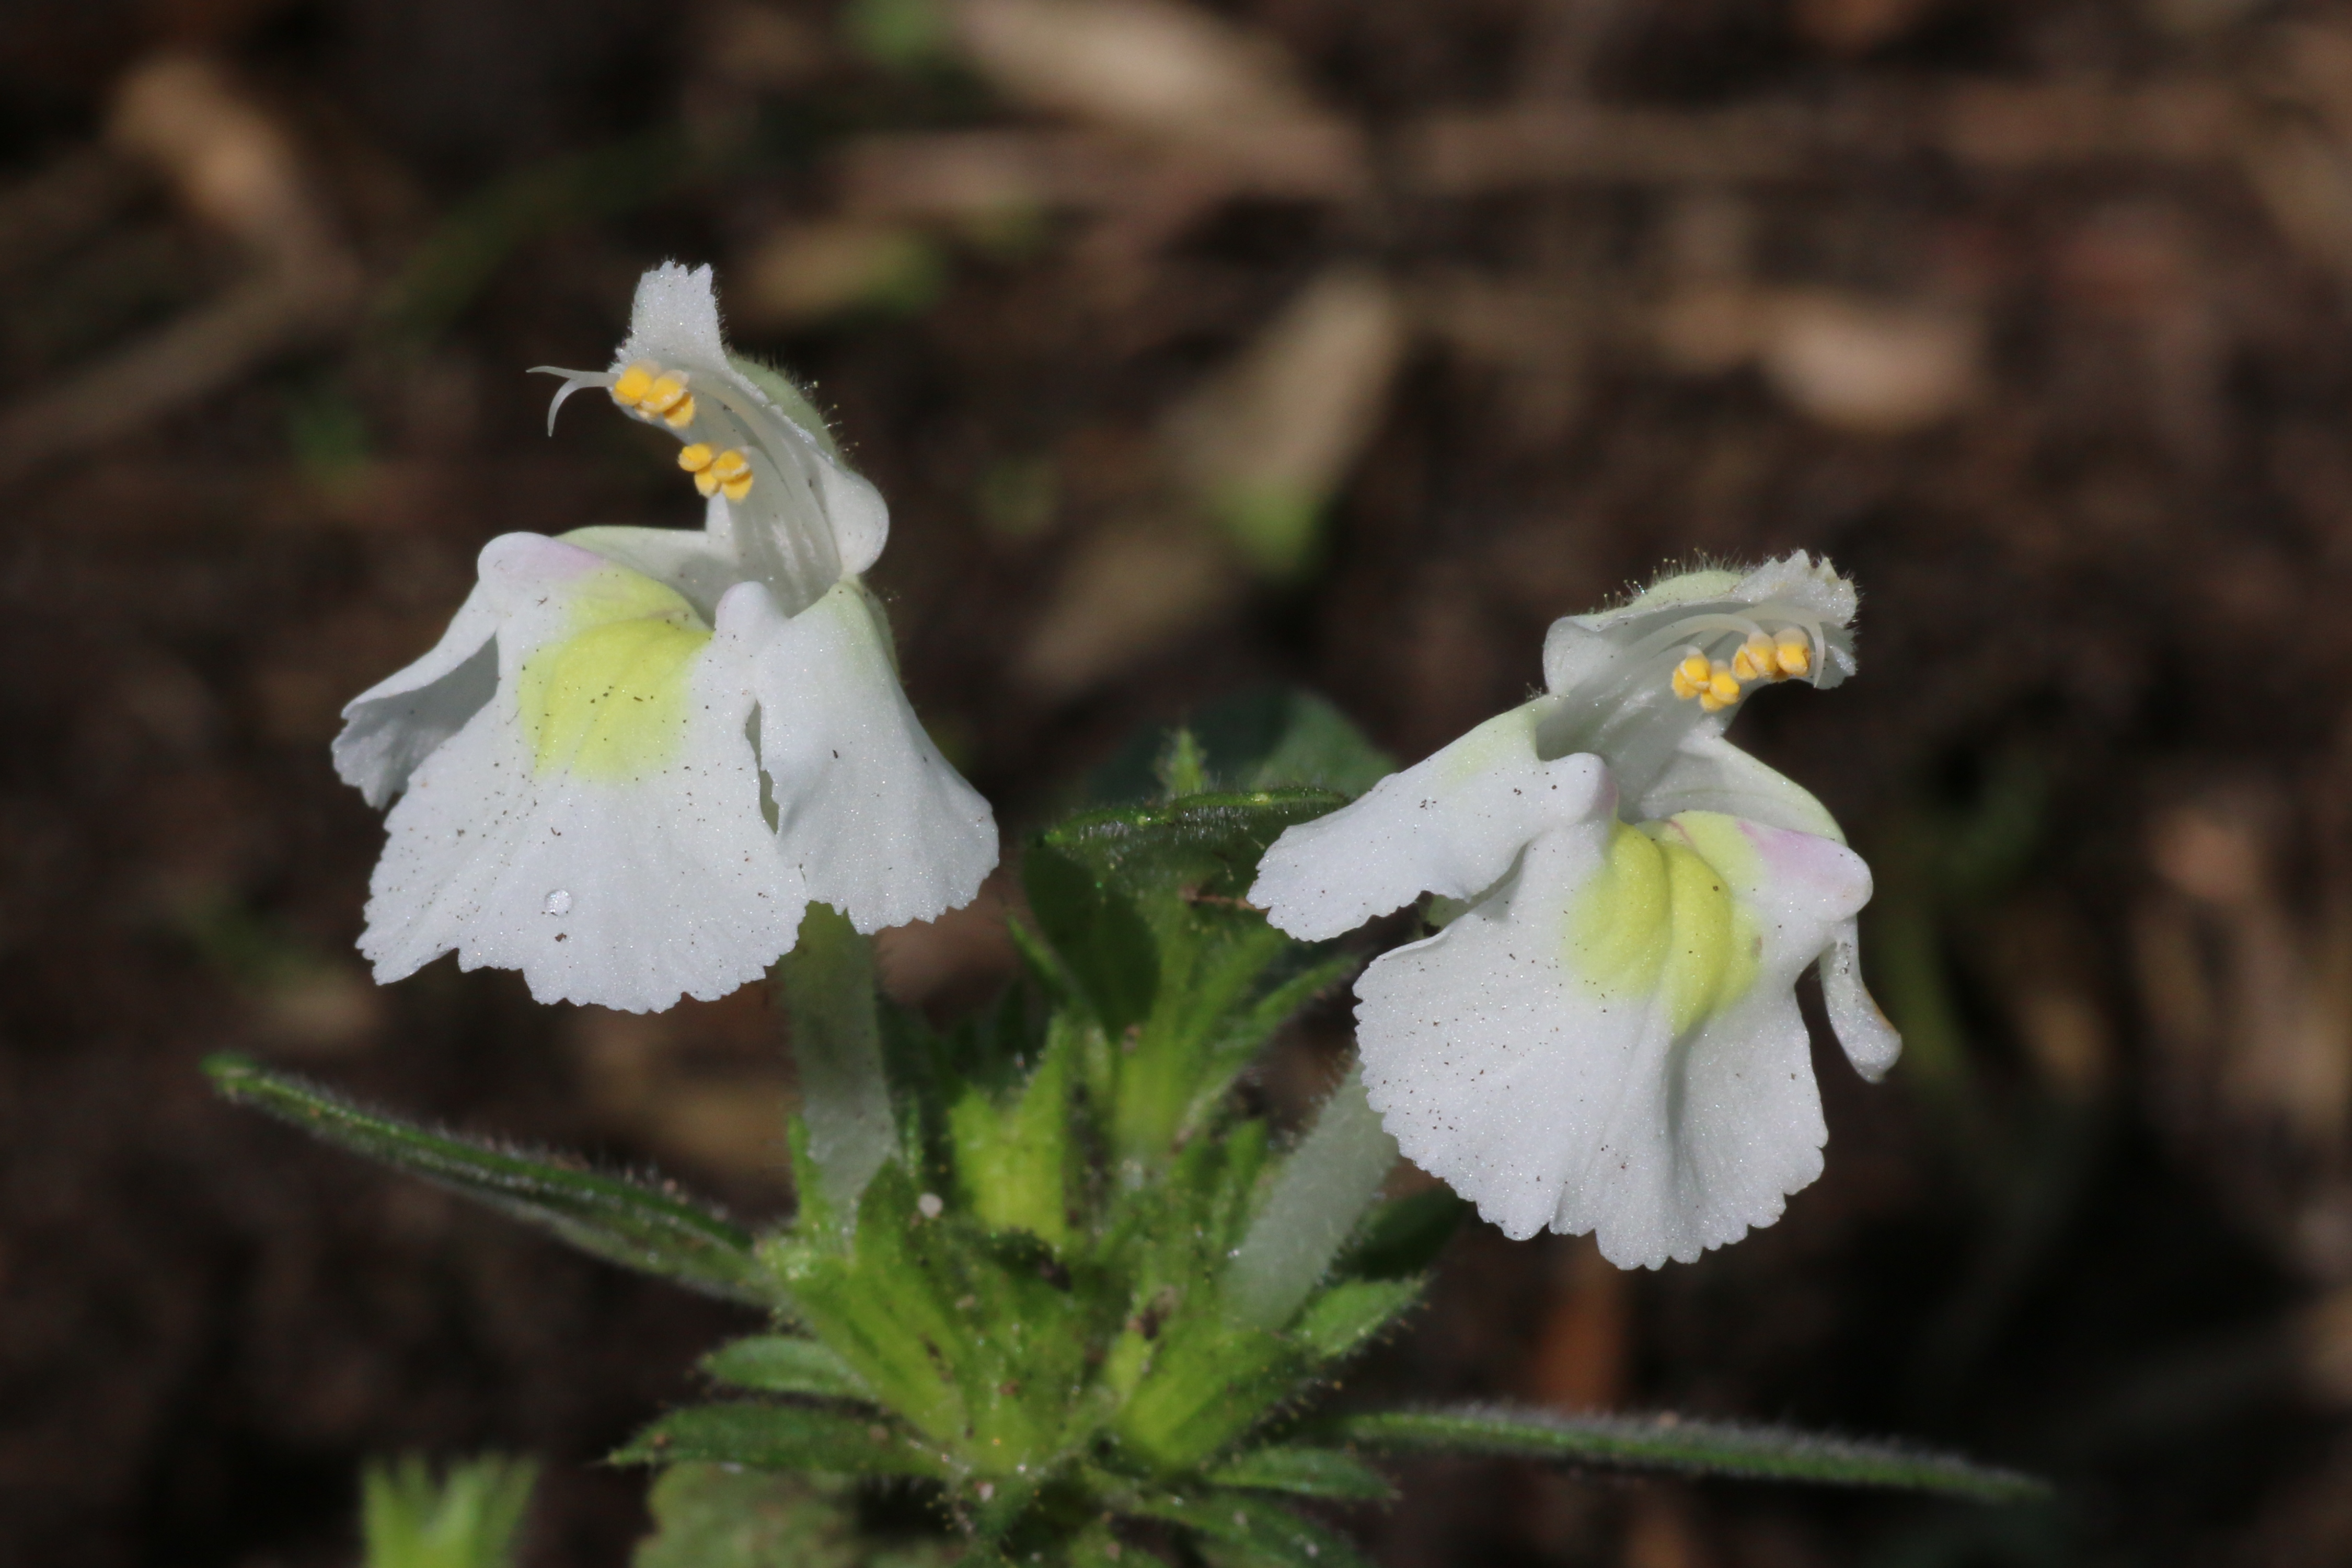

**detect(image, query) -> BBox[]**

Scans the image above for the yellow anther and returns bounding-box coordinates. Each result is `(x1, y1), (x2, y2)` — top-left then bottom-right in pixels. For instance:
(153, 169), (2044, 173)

(677, 443), (716, 473)
(1700, 690), (1734, 713)
(1773, 629), (1812, 678)
(1707, 663), (1741, 706)
(1670, 651), (1711, 700)
(662, 392), (696, 428)
(610, 362), (656, 406)
(710, 448), (753, 501)
(642, 375), (688, 415)
(689, 447), (754, 500)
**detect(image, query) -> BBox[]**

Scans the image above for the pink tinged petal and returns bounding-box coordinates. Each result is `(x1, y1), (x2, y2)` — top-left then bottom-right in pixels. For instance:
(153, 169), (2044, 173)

(1636, 729), (1846, 843)
(1665, 812), (1872, 924)
(1249, 703), (1615, 941)
(1355, 813), (1873, 1269)
(735, 580), (998, 934)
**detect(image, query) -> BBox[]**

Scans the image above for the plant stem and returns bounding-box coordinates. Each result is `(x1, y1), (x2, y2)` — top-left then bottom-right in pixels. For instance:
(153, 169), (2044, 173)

(775, 903), (895, 1223)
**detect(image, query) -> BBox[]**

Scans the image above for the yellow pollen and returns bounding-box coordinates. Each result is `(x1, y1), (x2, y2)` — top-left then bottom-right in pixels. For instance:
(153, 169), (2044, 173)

(611, 362), (700, 429)
(1707, 662), (1740, 706)
(709, 448), (753, 501)
(1670, 651), (1711, 701)
(610, 362), (655, 406)
(677, 443), (715, 473)
(689, 447), (754, 500)
(1774, 629), (1812, 678)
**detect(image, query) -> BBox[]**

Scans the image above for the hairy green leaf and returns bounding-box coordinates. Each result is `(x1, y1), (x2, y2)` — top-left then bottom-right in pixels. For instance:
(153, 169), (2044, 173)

(206, 1055), (770, 1305)
(1043, 790), (1346, 901)
(701, 1336), (874, 1402)
(615, 1402), (946, 1479)
(1291, 1277), (1423, 1363)
(1206, 1446), (1394, 1502)
(1327, 1407), (2050, 1502)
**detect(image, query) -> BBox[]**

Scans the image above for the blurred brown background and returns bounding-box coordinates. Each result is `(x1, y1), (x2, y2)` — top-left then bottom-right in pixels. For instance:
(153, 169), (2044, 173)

(8, 0), (2352, 1562)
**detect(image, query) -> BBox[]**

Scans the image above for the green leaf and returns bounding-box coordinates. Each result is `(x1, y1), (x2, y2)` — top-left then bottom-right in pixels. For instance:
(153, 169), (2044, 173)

(205, 1055), (770, 1306)
(362, 1454), (537, 1568)
(615, 1402), (947, 1479)
(1123, 1492), (1371, 1568)
(1043, 790), (1346, 902)
(1326, 1407), (2051, 1502)
(764, 1160), (1119, 1463)
(1112, 1315), (1298, 1469)
(1291, 1277), (1422, 1363)
(701, 1336), (874, 1402)
(1206, 1447), (1394, 1502)
(948, 1026), (1074, 1247)
(1332, 1188), (1470, 1281)
(1023, 843), (1159, 1032)
(633, 1465), (957, 1568)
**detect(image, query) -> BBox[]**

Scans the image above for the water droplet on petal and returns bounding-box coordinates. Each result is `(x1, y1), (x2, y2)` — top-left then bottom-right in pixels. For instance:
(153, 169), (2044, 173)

(543, 889), (573, 915)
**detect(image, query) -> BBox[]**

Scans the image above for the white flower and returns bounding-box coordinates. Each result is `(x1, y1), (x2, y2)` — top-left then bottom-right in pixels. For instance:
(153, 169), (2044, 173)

(1249, 555), (1900, 1268)
(333, 263), (997, 1013)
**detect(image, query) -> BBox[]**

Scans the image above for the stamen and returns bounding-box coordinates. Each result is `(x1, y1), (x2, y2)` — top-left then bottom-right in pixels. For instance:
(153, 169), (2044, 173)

(1670, 650), (1710, 701)
(610, 362), (655, 407)
(610, 361), (698, 428)
(708, 448), (754, 501)
(684, 445), (754, 500)
(1659, 606), (1829, 706)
